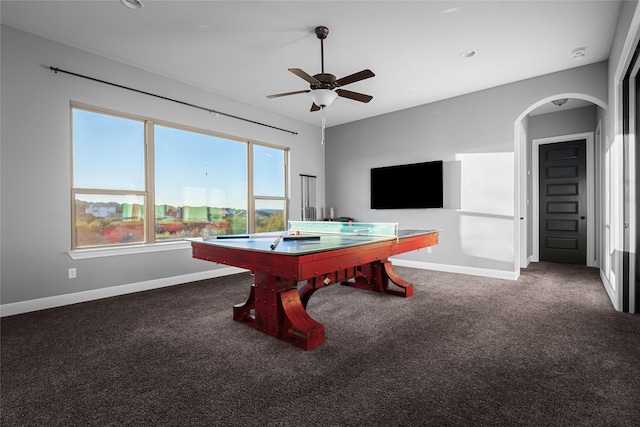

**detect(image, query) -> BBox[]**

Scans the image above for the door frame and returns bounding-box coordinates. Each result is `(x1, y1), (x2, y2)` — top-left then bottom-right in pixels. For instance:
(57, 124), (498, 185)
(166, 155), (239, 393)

(518, 123), (529, 268)
(532, 132), (596, 267)
(622, 46), (639, 314)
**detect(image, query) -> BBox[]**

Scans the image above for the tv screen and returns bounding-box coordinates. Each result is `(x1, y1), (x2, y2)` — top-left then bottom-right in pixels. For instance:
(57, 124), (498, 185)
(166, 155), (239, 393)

(370, 160), (443, 209)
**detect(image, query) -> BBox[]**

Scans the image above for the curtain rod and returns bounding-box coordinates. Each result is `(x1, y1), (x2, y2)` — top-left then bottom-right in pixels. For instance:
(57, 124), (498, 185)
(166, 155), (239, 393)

(49, 66), (298, 136)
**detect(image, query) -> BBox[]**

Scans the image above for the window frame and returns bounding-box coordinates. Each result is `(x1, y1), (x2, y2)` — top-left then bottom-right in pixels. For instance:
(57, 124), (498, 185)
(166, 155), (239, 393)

(69, 103), (289, 256)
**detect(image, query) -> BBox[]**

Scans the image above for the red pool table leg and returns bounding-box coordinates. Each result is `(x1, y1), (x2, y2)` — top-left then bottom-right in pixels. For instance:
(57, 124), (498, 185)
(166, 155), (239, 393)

(280, 288), (325, 351)
(233, 284), (256, 322)
(233, 272), (325, 351)
(382, 261), (414, 297)
(342, 260), (414, 298)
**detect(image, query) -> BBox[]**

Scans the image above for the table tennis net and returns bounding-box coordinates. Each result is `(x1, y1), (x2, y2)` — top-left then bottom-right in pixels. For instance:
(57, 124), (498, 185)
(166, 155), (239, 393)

(288, 221), (398, 237)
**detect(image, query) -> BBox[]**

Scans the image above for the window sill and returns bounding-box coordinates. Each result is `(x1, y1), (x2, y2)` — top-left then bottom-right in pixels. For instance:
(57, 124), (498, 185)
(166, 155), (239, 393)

(68, 239), (198, 260)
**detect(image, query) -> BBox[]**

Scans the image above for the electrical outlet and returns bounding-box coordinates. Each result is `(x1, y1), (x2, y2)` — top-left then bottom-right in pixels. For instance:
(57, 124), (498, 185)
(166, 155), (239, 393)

(68, 268), (77, 279)
(427, 247), (432, 253)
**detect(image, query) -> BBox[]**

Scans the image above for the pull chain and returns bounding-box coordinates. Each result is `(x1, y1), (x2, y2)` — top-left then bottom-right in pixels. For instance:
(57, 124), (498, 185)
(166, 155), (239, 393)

(321, 107), (326, 145)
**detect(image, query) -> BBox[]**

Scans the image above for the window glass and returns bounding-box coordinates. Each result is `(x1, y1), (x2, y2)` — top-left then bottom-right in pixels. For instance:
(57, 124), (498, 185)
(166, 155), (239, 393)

(74, 194), (145, 247)
(253, 144), (285, 197)
(255, 199), (286, 233)
(72, 109), (145, 190)
(154, 125), (248, 239)
(71, 106), (287, 249)
(253, 144), (286, 233)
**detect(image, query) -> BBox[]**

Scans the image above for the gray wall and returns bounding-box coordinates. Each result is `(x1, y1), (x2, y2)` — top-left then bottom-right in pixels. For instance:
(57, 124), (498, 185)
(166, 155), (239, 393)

(529, 105), (597, 141)
(325, 62), (608, 275)
(3, 0), (638, 311)
(0, 26), (324, 306)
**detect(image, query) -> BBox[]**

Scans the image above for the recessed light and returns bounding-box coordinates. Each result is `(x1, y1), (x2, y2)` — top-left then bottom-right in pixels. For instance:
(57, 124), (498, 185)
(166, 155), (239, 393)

(121, 0), (143, 10)
(460, 49), (477, 59)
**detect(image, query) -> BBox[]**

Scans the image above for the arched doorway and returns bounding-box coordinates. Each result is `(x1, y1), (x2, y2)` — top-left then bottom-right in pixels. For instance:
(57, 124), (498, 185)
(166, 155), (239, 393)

(514, 94), (606, 272)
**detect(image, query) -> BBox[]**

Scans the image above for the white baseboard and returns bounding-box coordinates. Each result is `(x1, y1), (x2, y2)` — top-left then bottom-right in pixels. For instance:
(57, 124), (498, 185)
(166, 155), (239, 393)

(390, 258), (520, 281)
(599, 269), (620, 311)
(1, 261), (523, 317)
(0, 266), (247, 317)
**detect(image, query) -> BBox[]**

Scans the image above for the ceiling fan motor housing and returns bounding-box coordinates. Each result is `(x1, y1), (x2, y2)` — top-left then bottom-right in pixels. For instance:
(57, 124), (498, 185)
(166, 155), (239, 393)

(312, 73), (337, 90)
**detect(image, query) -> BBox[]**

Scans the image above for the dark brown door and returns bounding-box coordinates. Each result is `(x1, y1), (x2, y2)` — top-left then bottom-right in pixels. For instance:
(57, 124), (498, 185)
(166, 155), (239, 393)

(539, 140), (587, 264)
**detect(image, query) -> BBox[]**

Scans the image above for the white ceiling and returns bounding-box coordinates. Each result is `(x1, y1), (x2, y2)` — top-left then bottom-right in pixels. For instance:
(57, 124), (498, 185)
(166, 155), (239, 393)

(1, 0), (622, 127)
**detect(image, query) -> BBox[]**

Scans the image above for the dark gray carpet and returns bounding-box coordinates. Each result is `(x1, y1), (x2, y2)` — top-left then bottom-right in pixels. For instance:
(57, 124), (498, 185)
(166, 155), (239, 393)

(2, 262), (639, 426)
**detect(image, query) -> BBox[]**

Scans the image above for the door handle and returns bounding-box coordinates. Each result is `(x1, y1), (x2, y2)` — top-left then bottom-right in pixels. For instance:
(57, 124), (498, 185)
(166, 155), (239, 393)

(580, 216), (586, 220)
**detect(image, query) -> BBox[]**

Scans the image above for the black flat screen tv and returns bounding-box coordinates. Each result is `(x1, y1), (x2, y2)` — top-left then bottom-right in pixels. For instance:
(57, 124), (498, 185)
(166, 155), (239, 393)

(370, 160), (443, 209)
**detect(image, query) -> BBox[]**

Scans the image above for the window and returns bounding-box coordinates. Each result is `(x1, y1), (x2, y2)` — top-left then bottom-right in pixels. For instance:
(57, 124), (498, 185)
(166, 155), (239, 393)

(253, 144), (287, 233)
(71, 105), (288, 249)
(72, 109), (146, 248)
(154, 124), (248, 240)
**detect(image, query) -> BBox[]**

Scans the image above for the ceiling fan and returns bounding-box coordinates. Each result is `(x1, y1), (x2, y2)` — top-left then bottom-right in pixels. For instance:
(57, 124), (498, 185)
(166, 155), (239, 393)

(267, 26), (375, 112)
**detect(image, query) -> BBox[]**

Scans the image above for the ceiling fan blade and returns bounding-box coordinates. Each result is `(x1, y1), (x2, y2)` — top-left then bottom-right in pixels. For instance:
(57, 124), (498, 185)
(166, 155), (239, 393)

(267, 89), (310, 99)
(336, 89), (373, 103)
(288, 68), (320, 84)
(335, 69), (375, 87)
(310, 103), (321, 112)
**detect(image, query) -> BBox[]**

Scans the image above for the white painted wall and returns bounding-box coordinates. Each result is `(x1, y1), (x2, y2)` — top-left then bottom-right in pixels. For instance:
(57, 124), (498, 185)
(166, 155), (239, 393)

(0, 26), (323, 309)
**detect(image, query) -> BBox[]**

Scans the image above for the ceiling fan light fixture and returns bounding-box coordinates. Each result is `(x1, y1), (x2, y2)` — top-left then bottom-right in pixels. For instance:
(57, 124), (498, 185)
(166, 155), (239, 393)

(309, 89), (338, 108)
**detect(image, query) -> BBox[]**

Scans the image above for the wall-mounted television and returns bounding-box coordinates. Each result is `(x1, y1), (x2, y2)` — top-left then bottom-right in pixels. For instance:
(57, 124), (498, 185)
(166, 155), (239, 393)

(370, 160), (443, 209)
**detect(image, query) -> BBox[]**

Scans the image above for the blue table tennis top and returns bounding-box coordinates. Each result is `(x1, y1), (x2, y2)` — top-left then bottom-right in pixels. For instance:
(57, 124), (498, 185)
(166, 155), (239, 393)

(199, 229), (437, 256)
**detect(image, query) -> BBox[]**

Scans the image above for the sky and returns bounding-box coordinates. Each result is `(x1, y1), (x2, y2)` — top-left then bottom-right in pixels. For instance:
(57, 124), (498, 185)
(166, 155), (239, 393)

(73, 109), (285, 209)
